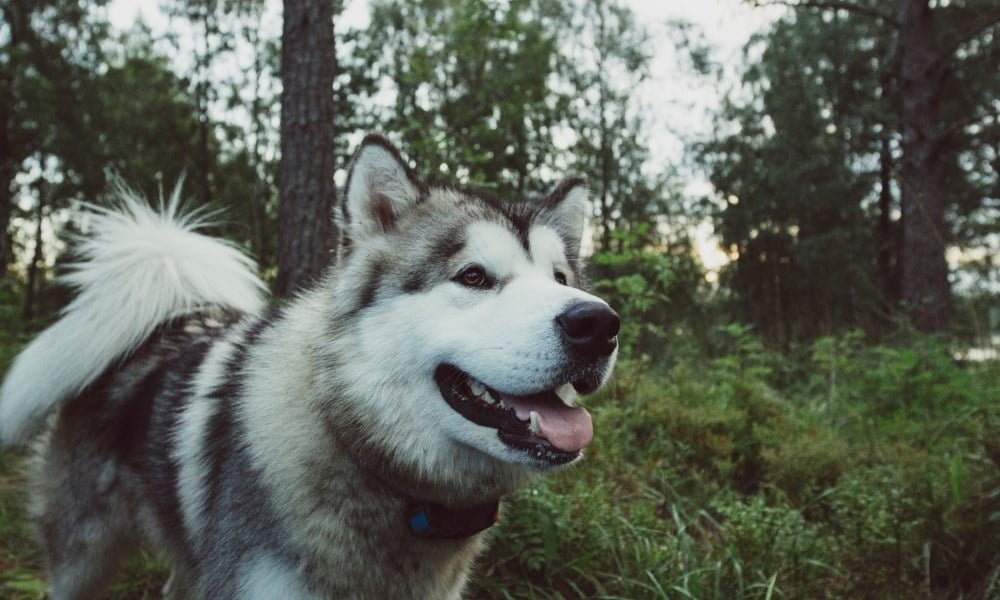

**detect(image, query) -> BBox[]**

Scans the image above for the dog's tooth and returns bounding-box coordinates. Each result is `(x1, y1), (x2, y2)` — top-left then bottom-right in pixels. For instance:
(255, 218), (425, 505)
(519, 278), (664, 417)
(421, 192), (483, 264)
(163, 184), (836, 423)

(555, 383), (577, 407)
(482, 392), (495, 405)
(469, 380), (485, 397)
(529, 411), (540, 434)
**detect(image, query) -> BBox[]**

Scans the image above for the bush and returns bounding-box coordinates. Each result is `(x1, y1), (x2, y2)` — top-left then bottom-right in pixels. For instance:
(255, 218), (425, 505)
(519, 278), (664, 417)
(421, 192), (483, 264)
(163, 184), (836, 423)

(1, 291), (997, 599)
(470, 330), (999, 599)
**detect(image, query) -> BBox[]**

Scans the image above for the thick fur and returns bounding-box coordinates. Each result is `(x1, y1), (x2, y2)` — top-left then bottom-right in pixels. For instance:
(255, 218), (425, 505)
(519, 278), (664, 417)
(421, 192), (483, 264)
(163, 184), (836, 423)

(0, 183), (265, 445)
(2, 135), (617, 599)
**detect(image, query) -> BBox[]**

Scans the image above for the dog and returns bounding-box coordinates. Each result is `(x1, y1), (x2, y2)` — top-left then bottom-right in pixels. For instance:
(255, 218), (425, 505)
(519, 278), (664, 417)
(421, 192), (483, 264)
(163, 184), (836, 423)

(0, 134), (619, 599)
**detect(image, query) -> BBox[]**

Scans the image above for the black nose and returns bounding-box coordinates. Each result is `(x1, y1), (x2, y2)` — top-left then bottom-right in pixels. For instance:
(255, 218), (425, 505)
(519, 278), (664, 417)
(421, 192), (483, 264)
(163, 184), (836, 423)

(555, 301), (620, 357)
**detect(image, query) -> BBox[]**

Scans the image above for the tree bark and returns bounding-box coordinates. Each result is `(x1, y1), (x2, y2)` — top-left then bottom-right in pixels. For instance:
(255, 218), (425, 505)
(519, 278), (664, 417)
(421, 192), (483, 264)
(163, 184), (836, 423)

(898, 0), (951, 332)
(0, 0), (24, 281)
(596, 0), (613, 253)
(196, 4), (213, 206)
(0, 83), (12, 281)
(248, 10), (271, 270)
(23, 181), (45, 320)
(876, 135), (896, 305)
(277, 0), (336, 297)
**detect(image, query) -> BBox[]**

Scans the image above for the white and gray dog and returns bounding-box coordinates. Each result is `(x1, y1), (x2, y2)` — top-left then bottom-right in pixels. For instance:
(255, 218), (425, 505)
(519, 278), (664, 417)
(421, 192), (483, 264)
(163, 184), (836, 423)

(0, 134), (619, 599)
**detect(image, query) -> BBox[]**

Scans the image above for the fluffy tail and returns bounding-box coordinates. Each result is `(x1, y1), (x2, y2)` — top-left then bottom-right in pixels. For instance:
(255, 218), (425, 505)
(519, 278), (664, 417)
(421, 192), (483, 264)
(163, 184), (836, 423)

(0, 182), (265, 445)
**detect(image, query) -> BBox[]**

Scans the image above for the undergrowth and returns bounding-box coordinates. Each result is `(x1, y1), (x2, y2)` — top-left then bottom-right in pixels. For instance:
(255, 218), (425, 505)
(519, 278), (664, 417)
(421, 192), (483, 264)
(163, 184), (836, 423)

(0, 290), (997, 598)
(473, 328), (999, 599)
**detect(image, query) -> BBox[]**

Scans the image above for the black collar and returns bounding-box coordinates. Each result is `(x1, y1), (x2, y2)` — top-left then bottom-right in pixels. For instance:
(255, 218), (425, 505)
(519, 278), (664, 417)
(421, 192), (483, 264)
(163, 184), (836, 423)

(406, 498), (500, 539)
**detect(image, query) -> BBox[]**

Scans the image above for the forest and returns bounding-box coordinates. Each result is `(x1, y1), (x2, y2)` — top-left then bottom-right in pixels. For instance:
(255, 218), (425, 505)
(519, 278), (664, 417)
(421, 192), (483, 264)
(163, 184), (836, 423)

(0, 0), (998, 598)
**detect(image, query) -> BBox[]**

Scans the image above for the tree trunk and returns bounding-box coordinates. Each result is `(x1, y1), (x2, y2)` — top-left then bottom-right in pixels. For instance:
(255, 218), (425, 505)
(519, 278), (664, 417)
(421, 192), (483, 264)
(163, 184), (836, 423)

(198, 110), (211, 205)
(0, 90), (12, 281)
(0, 1), (23, 281)
(196, 6), (213, 206)
(277, 0), (336, 297)
(248, 12), (271, 270)
(23, 181), (45, 320)
(596, 0), (612, 253)
(876, 135), (896, 305)
(897, 0), (951, 332)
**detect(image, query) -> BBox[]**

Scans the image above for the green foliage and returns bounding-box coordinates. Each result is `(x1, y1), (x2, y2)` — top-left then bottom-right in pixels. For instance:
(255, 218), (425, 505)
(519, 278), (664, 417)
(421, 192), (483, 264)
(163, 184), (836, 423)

(1, 0), (998, 597)
(696, 1), (1000, 343)
(560, 0), (671, 254)
(591, 231), (677, 355)
(360, 0), (568, 196)
(0, 295), (997, 599)
(0, 290), (39, 599)
(699, 8), (889, 344)
(0, 448), (41, 600)
(470, 331), (999, 599)
(590, 228), (710, 365)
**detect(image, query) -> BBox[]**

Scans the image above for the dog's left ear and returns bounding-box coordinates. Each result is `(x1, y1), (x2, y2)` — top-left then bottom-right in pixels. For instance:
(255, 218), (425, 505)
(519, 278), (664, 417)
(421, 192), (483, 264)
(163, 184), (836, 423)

(339, 134), (423, 243)
(539, 177), (588, 257)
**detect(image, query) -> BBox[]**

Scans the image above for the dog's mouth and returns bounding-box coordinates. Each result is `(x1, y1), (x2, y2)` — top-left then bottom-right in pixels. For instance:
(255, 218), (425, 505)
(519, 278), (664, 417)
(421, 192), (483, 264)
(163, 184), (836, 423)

(434, 364), (593, 465)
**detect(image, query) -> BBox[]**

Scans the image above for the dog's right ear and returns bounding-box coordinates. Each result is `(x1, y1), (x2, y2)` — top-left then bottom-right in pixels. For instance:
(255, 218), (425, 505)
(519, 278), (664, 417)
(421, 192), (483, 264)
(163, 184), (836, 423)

(539, 176), (588, 258)
(339, 134), (423, 244)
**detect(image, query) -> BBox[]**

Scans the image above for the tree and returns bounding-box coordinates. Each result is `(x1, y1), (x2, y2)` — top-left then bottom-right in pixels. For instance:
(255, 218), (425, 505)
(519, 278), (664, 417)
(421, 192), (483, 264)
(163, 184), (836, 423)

(0, 30), (12, 279)
(700, 10), (893, 342)
(239, 1), (281, 269)
(1, 2), (270, 318)
(0, 0), (110, 279)
(0, 0), (116, 315)
(740, 0), (1000, 331)
(359, 0), (676, 255)
(277, 0), (336, 296)
(91, 27), (206, 198)
(560, 0), (670, 253)
(894, 0), (1000, 331)
(161, 0), (288, 274)
(22, 177), (45, 319)
(162, 0), (235, 207)
(360, 0), (568, 196)
(710, 0), (1000, 339)
(329, 0), (377, 174)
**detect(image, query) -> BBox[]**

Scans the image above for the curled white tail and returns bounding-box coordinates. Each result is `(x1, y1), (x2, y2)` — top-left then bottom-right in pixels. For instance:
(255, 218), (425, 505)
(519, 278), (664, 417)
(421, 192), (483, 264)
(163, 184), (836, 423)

(0, 183), (265, 445)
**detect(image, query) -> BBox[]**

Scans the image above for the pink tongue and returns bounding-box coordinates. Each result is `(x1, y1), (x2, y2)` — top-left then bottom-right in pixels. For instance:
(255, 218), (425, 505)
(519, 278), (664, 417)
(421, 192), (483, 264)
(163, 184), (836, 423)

(508, 396), (593, 452)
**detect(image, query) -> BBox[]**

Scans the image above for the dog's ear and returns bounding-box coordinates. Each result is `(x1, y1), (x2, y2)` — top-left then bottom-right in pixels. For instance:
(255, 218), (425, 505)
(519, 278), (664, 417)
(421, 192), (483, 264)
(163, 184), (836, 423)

(339, 134), (423, 243)
(539, 177), (588, 257)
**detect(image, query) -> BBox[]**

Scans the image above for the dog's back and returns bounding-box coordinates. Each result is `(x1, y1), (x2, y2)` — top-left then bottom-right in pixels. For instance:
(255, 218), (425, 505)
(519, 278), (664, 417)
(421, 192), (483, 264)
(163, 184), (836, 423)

(0, 182), (264, 445)
(0, 184), (266, 598)
(1, 182), (486, 600)
(30, 309), (245, 598)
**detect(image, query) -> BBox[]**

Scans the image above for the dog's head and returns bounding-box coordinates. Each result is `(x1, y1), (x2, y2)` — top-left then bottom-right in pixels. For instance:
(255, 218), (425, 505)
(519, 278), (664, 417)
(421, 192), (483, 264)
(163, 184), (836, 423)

(320, 134), (618, 500)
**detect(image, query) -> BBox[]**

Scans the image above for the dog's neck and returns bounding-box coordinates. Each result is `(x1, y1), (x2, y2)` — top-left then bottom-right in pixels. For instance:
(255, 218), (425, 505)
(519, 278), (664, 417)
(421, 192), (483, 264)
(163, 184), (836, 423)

(233, 287), (522, 597)
(406, 497), (501, 539)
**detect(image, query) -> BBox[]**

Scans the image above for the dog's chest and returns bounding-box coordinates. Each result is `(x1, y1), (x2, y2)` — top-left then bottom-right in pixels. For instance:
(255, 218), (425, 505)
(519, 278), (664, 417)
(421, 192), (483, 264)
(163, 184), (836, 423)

(264, 461), (483, 598)
(296, 504), (486, 599)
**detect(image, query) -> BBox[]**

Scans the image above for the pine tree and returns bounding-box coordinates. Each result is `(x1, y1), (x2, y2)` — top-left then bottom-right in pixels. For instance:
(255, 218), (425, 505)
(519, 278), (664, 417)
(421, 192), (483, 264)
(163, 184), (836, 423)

(277, 0), (337, 296)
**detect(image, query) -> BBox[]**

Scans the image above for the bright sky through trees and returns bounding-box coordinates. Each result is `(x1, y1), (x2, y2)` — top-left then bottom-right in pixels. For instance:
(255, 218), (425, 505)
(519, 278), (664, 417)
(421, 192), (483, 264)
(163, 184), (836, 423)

(104, 0), (782, 273)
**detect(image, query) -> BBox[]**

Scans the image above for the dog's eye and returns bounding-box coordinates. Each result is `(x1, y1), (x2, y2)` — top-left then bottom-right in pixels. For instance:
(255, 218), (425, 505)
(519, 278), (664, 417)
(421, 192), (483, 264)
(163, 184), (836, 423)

(554, 271), (567, 285)
(456, 265), (490, 288)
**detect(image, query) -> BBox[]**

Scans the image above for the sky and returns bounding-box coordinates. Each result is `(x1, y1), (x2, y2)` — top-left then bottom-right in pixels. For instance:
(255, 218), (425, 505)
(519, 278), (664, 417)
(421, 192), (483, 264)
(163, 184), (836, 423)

(615, 1), (783, 270)
(103, 0), (786, 273)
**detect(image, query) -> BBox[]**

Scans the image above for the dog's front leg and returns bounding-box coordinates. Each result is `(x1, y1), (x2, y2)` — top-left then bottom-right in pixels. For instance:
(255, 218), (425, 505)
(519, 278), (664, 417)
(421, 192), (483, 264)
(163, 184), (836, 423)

(232, 555), (323, 600)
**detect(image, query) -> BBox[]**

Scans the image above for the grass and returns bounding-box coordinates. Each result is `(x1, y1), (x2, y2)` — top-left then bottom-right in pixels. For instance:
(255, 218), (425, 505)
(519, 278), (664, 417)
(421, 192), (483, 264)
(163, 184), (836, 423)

(0, 449), (44, 600)
(0, 296), (997, 598)
(470, 330), (999, 599)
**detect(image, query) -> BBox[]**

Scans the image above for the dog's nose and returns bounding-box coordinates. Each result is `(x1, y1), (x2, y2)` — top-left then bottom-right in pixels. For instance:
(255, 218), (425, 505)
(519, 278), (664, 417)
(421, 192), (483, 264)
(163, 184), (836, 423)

(556, 301), (620, 357)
